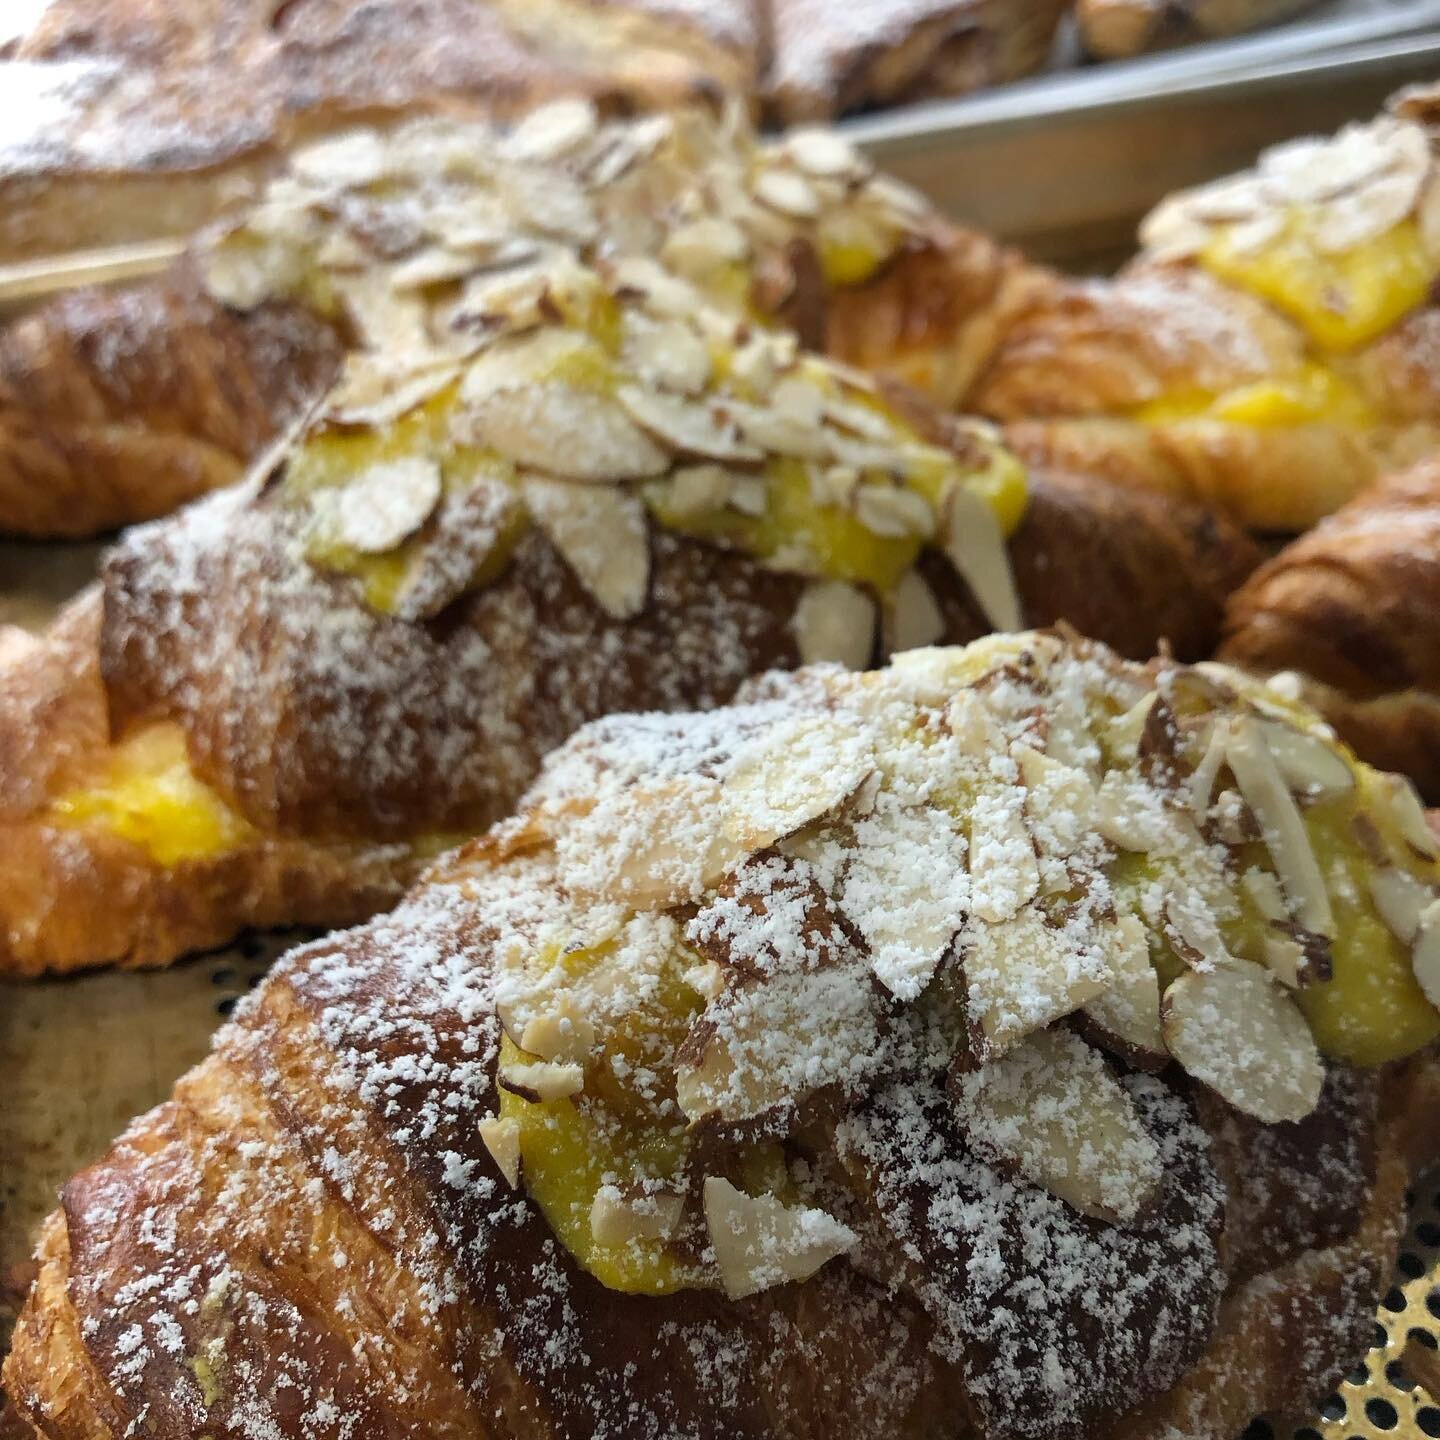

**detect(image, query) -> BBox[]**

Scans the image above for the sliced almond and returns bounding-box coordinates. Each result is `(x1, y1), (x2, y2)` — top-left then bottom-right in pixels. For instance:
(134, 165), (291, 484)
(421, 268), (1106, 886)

(621, 313), (712, 396)
(885, 569), (945, 654)
(479, 1116), (522, 1188)
(616, 386), (764, 464)
(334, 270), (431, 353)
(1255, 718), (1354, 800)
(940, 484), (1022, 634)
(1412, 900), (1440, 1010)
(951, 1025), (1162, 1223)
(388, 245), (481, 291)
(332, 457), (443, 555)
(523, 477), (650, 619)
(1262, 923), (1332, 989)
(1367, 772), (1439, 859)
(661, 217), (751, 278)
(1369, 866), (1434, 944)
(590, 1186), (685, 1246)
(498, 166), (597, 243)
(1240, 867), (1288, 923)
(202, 235), (305, 310)
(1188, 719), (1229, 817)
(497, 1059), (585, 1104)
(853, 484), (935, 540)
(703, 1178), (856, 1299)
(968, 788), (1039, 923)
(502, 97), (598, 162)
(1226, 718), (1334, 936)
(963, 905), (1112, 1059)
(325, 353), (460, 427)
(786, 128), (866, 180)
(662, 464), (736, 516)
(1078, 914), (1166, 1068)
(722, 714), (873, 851)
(1092, 768), (1168, 853)
(753, 168), (821, 220)
(1105, 693), (1158, 764)
(460, 382), (669, 483)
(518, 995), (596, 1066)
(290, 129), (389, 189)
(790, 580), (876, 670)
(1016, 745), (1096, 861)
(1163, 893), (1234, 972)
(1160, 960), (1324, 1124)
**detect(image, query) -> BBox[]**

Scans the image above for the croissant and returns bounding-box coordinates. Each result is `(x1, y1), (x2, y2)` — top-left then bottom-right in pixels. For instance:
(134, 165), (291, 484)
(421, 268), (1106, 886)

(7, 631), (1439, 1439)
(1219, 454), (1440, 800)
(0, 232), (1257, 977)
(1076, 0), (1322, 59)
(763, 0), (1070, 125)
(0, 0), (760, 266)
(975, 92), (1440, 532)
(0, 103), (1051, 538)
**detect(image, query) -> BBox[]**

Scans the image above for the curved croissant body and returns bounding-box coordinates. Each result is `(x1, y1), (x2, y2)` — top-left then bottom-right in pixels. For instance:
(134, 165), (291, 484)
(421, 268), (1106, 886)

(7, 635), (1439, 1438)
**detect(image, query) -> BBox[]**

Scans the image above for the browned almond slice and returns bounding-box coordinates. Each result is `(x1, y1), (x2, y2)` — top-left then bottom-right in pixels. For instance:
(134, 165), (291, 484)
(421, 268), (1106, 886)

(1105, 693), (1158, 763)
(964, 905), (1112, 1059)
(1161, 960), (1324, 1123)
(1368, 772), (1440, 859)
(523, 478), (650, 620)
(790, 580), (876, 669)
(952, 1026), (1163, 1223)
(590, 1186), (685, 1246)
(1369, 866), (1434, 944)
(617, 385), (765, 463)
(1255, 718), (1354, 800)
(702, 1178), (856, 1299)
(333, 458), (443, 554)
(1079, 914), (1166, 1068)
(479, 1117), (522, 1188)
(1262, 924), (1332, 989)
(1413, 901), (1440, 1010)
(941, 485), (1021, 634)
(1225, 718), (1334, 936)
(885, 570), (945, 654)
(497, 1059), (585, 1103)
(722, 714), (873, 851)
(968, 788), (1039, 923)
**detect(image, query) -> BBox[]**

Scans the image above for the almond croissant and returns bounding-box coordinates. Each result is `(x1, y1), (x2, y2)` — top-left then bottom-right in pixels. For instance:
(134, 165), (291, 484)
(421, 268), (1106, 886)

(7, 632), (1439, 1439)
(0, 103), (1050, 538)
(0, 245), (1256, 977)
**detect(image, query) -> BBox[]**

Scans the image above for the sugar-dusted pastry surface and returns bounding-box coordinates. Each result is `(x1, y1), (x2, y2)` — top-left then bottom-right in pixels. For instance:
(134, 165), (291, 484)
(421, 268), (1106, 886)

(977, 98), (1440, 532)
(7, 632), (1438, 1438)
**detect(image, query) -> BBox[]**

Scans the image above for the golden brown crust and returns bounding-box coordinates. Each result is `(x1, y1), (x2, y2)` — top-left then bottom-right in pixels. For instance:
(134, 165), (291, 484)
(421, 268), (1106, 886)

(0, 269), (343, 538)
(764, 0), (1068, 124)
(1076, 0), (1323, 60)
(1220, 457), (1440, 798)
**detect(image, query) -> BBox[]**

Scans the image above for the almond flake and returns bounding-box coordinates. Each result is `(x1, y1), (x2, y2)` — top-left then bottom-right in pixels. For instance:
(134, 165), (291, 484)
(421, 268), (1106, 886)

(753, 167), (821, 220)
(661, 217), (751, 278)
(502, 97), (598, 162)
(790, 580), (876, 669)
(1316, 170), (1421, 253)
(334, 271), (431, 353)
(952, 1025), (1162, 1223)
(853, 484), (934, 540)
(662, 464), (736, 516)
(325, 354), (460, 427)
(1225, 718), (1334, 936)
(202, 236), (303, 311)
(1161, 960), (1323, 1124)
(703, 1178), (856, 1300)
(518, 995), (596, 1065)
(886, 569), (945, 654)
(590, 1186), (684, 1246)
(941, 485), (1022, 634)
(1079, 913), (1166, 1068)
(388, 246), (481, 291)
(616, 386), (764, 464)
(1368, 772), (1439, 858)
(497, 1059), (585, 1103)
(969, 787), (1039, 923)
(498, 167), (597, 243)
(621, 313), (712, 396)
(722, 714), (873, 851)
(1369, 866), (1433, 944)
(1413, 901), (1440, 1011)
(523, 477), (650, 619)
(333, 458), (443, 554)
(1016, 745), (1096, 860)
(786, 128), (866, 180)
(479, 1117), (521, 1188)
(290, 129), (389, 189)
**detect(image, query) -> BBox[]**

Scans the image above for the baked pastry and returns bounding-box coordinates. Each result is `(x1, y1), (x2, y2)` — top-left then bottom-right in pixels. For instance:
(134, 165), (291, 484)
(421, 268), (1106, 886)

(0, 102), (1049, 537)
(1076, 0), (1321, 60)
(0, 0), (760, 266)
(1220, 455), (1440, 802)
(763, 0), (1069, 125)
(0, 239), (1256, 977)
(7, 630), (1439, 1438)
(975, 94), (1440, 532)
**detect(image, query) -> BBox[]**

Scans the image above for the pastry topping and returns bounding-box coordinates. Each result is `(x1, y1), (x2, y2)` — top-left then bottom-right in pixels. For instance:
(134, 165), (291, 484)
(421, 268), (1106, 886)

(951, 1025), (1163, 1223)
(885, 569), (945, 653)
(332, 458), (442, 554)
(784, 128), (867, 180)
(590, 1185), (685, 1246)
(1255, 717), (1355, 799)
(517, 995), (597, 1065)
(753, 167), (822, 220)
(1160, 960), (1324, 1123)
(940, 483), (1022, 633)
(616, 386), (765, 464)
(522, 478), (651, 620)
(502, 97), (600, 163)
(498, 1057), (586, 1103)
(1078, 913), (1167, 1068)
(790, 580), (876, 668)
(1368, 865), (1434, 944)
(324, 353), (461, 427)
(479, 1116), (522, 1188)
(1262, 923), (1331, 989)
(1225, 717), (1334, 936)
(1368, 771), (1439, 858)
(1413, 903), (1440, 1010)
(703, 1177), (857, 1299)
